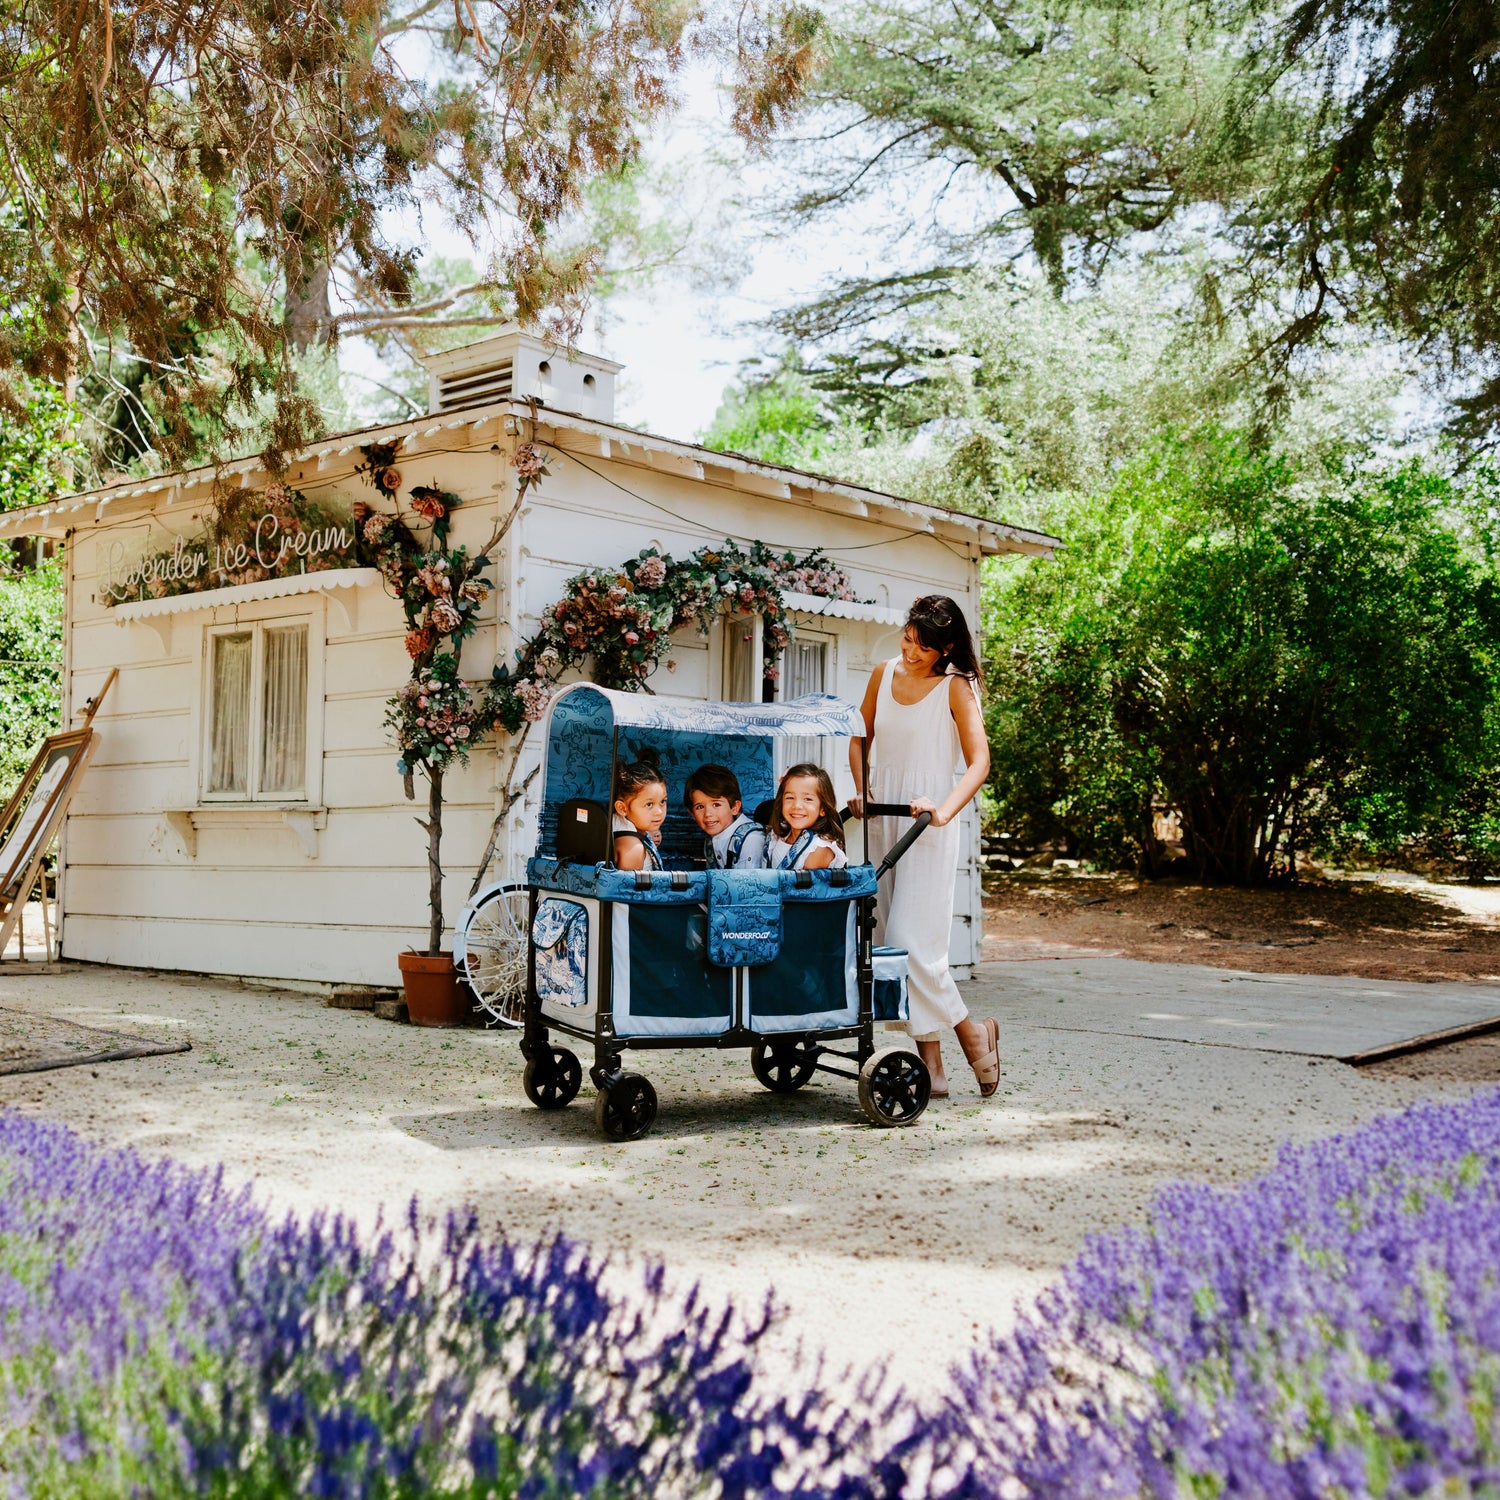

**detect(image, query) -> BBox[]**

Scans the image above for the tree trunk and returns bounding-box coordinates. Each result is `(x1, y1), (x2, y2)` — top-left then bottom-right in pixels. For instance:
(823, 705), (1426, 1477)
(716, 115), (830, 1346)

(426, 764), (444, 956)
(286, 259), (332, 352)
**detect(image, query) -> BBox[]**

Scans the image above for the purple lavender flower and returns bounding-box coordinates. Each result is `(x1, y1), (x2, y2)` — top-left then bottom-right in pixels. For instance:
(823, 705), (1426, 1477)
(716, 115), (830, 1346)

(933, 1086), (1500, 1498)
(0, 1113), (904, 1497)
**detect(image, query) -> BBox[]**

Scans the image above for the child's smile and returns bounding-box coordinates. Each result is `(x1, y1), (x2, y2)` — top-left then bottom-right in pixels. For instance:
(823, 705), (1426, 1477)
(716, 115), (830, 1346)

(781, 777), (823, 832)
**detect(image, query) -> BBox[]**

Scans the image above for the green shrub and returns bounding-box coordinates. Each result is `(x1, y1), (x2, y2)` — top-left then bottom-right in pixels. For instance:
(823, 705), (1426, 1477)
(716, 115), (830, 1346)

(0, 558), (63, 798)
(986, 432), (1500, 882)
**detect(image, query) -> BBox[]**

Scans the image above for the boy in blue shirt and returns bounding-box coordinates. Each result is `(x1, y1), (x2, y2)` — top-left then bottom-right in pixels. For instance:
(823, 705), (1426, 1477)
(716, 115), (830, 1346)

(685, 764), (768, 869)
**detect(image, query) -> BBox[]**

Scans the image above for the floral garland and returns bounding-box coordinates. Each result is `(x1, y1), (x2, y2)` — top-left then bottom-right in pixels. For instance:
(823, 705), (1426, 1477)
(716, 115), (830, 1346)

(485, 538), (863, 733)
(357, 440), (532, 786)
(361, 431), (864, 779)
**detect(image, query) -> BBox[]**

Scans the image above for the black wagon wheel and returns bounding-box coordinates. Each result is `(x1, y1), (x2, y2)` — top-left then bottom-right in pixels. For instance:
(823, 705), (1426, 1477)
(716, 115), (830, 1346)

(751, 1039), (818, 1094)
(595, 1073), (658, 1142)
(858, 1048), (931, 1128)
(523, 1047), (582, 1110)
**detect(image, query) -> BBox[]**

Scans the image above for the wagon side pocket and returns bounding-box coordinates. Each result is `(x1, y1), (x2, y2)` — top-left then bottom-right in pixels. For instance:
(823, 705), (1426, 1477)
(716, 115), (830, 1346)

(611, 903), (735, 1037)
(706, 871), (783, 968)
(532, 899), (589, 1011)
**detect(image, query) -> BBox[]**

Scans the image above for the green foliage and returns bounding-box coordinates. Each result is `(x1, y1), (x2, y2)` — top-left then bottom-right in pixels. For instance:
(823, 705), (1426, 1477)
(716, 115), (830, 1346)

(713, 269), (1404, 525)
(0, 382), (82, 511)
(771, 0), (1270, 342)
(1220, 0), (1500, 442)
(0, 0), (822, 475)
(986, 434), (1500, 882)
(0, 559), (63, 798)
(700, 357), (835, 467)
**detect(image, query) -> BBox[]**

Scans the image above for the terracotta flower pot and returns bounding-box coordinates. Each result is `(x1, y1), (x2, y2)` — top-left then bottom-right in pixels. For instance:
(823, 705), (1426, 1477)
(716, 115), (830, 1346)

(398, 950), (468, 1027)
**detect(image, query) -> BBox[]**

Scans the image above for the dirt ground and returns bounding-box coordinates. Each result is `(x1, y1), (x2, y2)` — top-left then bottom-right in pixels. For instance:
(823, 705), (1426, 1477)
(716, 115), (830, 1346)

(984, 869), (1500, 983)
(0, 958), (1480, 1394)
(983, 870), (1500, 1084)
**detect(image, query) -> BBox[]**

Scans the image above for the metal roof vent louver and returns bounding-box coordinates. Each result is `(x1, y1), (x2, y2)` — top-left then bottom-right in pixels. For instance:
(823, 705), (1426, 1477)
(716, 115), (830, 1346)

(435, 358), (514, 413)
(422, 327), (620, 421)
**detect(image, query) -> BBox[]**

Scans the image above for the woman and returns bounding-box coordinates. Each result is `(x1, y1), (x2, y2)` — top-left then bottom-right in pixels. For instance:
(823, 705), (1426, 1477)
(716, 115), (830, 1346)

(850, 596), (998, 1099)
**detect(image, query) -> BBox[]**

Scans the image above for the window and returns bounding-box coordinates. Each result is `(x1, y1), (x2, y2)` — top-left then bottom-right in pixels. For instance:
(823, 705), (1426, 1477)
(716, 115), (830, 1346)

(205, 622), (309, 799)
(723, 615), (762, 703)
(776, 633), (832, 773)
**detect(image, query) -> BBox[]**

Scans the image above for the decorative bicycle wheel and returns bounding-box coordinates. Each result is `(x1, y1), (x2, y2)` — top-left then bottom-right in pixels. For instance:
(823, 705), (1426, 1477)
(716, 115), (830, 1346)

(454, 882), (531, 1027)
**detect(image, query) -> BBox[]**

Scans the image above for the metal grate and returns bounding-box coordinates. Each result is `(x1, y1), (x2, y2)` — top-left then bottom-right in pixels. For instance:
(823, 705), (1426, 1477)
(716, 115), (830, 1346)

(435, 358), (514, 412)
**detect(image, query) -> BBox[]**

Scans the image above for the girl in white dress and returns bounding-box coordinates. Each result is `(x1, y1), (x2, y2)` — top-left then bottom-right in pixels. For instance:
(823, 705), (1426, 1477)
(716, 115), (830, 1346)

(765, 764), (848, 871)
(849, 597), (998, 1099)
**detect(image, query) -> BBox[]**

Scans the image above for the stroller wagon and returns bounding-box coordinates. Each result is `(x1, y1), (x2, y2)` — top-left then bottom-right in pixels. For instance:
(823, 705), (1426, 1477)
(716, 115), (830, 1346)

(456, 683), (934, 1141)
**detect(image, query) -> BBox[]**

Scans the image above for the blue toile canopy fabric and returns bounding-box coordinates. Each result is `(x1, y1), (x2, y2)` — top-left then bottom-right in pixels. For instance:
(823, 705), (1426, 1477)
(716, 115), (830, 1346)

(544, 683), (864, 739)
(535, 684), (864, 864)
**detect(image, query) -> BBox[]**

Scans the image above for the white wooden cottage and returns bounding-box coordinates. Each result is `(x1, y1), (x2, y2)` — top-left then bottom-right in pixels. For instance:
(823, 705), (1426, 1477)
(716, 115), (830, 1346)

(0, 330), (1056, 988)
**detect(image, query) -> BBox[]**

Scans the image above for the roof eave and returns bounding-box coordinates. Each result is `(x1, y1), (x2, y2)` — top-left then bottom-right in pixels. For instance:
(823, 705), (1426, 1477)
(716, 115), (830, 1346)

(0, 399), (1061, 557)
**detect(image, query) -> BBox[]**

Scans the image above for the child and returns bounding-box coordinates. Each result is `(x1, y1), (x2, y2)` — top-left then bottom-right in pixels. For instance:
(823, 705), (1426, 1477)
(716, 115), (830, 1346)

(612, 751), (668, 872)
(685, 763), (768, 870)
(766, 762), (847, 871)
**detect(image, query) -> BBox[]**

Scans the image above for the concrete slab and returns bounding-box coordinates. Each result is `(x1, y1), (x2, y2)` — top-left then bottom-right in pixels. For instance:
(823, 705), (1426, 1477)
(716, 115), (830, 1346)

(969, 958), (1500, 1063)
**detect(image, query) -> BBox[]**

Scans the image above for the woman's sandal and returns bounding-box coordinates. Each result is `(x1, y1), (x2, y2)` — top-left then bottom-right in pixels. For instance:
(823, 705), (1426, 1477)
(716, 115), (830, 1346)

(970, 1018), (1000, 1098)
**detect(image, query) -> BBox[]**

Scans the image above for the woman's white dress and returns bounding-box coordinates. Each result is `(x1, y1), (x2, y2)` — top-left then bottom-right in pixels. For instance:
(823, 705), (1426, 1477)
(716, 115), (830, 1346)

(867, 661), (972, 1040)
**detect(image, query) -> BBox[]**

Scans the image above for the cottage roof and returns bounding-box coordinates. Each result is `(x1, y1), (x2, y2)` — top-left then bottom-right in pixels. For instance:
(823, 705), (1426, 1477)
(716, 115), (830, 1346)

(0, 399), (1061, 558)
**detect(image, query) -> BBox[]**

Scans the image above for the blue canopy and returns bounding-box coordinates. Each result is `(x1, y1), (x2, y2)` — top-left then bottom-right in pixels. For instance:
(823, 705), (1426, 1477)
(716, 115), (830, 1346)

(544, 683), (864, 739)
(535, 684), (864, 863)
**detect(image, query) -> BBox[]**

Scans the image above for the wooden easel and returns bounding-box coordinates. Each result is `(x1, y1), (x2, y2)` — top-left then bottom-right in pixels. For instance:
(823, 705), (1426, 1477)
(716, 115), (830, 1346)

(0, 670), (116, 963)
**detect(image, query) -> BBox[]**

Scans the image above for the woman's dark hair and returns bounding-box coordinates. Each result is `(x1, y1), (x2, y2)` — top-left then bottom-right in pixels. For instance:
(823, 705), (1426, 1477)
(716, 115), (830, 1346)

(613, 747), (666, 805)
(904, 595), (979, 680)
(769, 763), (845, 846)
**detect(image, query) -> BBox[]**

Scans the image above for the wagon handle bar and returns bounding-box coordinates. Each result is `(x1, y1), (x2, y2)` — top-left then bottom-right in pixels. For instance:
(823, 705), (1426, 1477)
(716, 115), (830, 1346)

(839, 803), (934, 876)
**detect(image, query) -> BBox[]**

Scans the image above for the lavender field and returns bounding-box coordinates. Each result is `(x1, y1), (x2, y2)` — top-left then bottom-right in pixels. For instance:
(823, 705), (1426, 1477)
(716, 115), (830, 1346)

(4, 1090), (1500, 1497)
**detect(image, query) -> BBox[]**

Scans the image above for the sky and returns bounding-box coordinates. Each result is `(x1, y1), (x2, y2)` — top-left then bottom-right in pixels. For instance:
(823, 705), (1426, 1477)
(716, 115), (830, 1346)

(342, 66), (924, 446)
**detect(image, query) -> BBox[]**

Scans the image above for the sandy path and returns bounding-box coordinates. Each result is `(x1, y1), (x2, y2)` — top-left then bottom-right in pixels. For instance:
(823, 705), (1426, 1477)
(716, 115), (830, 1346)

(0, 959), (1482, 1395)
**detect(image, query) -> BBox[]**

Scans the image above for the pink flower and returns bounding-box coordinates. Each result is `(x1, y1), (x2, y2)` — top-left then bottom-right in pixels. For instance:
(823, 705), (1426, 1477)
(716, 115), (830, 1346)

(512, 442), (546, 480)
(363, 515), (390, 544)
(625, 630), (639, 644)
(429, 600), (462, 635)
(378, 466), (403, 493)
(418, 696), (428, 708)
(409, 488), (448, 522)
(635, 555), (667, 588)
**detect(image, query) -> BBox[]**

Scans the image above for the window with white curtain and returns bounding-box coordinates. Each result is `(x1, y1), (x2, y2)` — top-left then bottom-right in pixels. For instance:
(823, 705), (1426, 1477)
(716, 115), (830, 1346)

(205, 621), (309, 799)
(723, 614), (761, 703)
(776, 632), (831, 774)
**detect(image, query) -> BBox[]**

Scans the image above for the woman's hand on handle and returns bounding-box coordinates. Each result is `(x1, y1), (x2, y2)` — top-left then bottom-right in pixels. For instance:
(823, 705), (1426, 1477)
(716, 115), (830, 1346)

(847, 793), (865, 819)
(910, 795), (949, 828)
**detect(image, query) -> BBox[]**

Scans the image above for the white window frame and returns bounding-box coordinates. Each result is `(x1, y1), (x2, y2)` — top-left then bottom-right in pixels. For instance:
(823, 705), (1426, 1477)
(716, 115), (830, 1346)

(773, 626), (839, 780)
(195, 602), (324, 805)
(717, 610), (765, 704)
